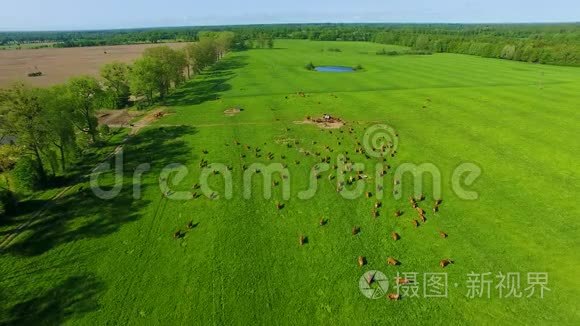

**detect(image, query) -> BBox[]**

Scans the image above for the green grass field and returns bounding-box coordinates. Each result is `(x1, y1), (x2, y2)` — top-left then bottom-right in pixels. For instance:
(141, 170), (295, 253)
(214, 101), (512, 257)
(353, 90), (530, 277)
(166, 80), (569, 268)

(1, 40), (579, 325)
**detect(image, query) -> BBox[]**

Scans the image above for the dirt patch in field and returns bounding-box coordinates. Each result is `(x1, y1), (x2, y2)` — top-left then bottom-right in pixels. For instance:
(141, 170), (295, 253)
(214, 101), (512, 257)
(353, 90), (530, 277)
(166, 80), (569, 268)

(98, 109), (140, 127)
(130, 108), (168, 135)
(295, 115), (345, 129)
(99, 108), (169, 135)
(224, 107), (243, 116)
(0, 42), (187, 87)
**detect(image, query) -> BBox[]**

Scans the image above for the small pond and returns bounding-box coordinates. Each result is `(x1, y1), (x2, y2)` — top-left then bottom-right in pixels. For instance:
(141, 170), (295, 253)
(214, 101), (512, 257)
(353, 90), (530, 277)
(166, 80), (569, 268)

(314, 66), (354, 72)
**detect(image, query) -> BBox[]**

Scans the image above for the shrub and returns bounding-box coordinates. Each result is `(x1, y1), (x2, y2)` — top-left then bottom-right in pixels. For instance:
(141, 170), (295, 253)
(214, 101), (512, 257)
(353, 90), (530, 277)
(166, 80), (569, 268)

(11, 157), (42, 192)
(305, 62), (316, 71)
(99, 124), (111, 136)
(0, 189), (17, 217)
(377, 48), (401, 56)
(353, 64), (364, 71)
(327, 48), (342, 52)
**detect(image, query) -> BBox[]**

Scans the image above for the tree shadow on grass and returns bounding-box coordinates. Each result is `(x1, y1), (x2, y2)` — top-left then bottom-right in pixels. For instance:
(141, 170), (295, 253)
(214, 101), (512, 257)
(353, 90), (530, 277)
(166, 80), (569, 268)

(163, 55), (248, 106)
(2, 126), (197, 257)
(0, 274), (104, 325)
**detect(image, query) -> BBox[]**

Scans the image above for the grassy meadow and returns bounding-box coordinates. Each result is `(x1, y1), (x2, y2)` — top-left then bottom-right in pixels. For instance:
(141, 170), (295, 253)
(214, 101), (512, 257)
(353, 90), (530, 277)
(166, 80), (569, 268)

(0, 40), (579, 325)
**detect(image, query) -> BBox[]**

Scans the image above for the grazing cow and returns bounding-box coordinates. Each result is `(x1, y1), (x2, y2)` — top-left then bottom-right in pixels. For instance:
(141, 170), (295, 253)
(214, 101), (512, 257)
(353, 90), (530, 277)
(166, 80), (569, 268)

(187, 221), (195, 229)
(391, 232), (400, 241)
(372, 210), (379, 219)
(352, 227), (361, 236)
(358, 256), (366, 267)
(412, 203), (419, 209)
(433, 206), (439, 213)
(276, 202), (284, 210)
(375, 202), (382, 209)
(366, 192), (373, 198)
(408, 197), (416, 205)
(388, 293), (401, 301)
(394, 210), (403, 217)
(412, 220), (420, 228)
(440, 259), (454, 268)
(420, 214), (427, 223)
(416, 208), (425, 215)
(387, 257), (399, 266)
(320, 218), (328, 226)
(439, 231), (448, 239)
(300, 235), (306, 246)
(174, 230), (183, 239)
(435, 199), (443, 206)
(396, 278), (411, 285)
(416, 194), (425, 201)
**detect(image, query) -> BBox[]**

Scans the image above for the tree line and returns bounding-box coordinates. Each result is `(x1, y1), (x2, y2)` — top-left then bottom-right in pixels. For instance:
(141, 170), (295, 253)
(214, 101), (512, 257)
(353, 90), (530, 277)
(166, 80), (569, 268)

(0, 32), (235, 217)
(4, 23), (576, 65)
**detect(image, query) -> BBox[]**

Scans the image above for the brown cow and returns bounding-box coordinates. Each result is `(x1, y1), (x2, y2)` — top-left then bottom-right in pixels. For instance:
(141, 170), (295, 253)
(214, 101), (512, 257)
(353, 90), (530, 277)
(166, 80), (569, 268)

(387, 257), (399, 266)
(439, 231), (448, 239)
(391, 232), (400, 241)
(440, 259), (454, 268)
(412, 220), (420, 228)
(394, 210), (403, 217)
(420, 214), (427, 223)
(396, 278), (411, 285)
(358, 256), (366, 267)
(416, 207), (425, 215)
(299, 235), (306, 246)
(388, 293), (401, 301)
(352, 227), (361, 236)
(372, 210), (379, 219)
(375, 202), (382, 209)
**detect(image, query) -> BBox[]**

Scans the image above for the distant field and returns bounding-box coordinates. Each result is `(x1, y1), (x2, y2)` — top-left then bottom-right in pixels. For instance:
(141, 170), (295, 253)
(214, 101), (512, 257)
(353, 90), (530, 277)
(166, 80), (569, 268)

(0, 42), (186, 87)
(0, 40), (579, 324)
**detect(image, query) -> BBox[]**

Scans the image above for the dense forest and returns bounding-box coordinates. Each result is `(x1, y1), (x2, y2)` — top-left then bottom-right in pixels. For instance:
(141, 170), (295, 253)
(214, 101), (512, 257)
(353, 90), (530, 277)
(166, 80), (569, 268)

(1, 23), (579, 65)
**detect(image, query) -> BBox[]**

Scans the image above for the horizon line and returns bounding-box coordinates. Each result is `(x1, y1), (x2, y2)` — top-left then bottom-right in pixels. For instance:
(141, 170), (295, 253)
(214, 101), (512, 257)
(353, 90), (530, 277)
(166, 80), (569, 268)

(1, 20), (579, 33)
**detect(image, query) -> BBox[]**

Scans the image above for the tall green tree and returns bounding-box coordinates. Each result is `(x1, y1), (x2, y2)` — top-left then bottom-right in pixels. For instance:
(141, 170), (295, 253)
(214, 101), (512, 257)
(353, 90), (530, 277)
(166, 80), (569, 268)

(44, 85), (77, 171)
(0, 83), (51, 184)
(140, 46), (187, 98)
(66, 76), (103, 144)
(215, 31), (235, 58)
(130, 56), (160, 105)
(100, 62), (131, 109)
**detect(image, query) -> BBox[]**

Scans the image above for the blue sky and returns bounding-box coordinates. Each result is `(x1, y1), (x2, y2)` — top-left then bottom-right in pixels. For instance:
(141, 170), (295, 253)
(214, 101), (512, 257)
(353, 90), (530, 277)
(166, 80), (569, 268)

(0, 0), (578, 31)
